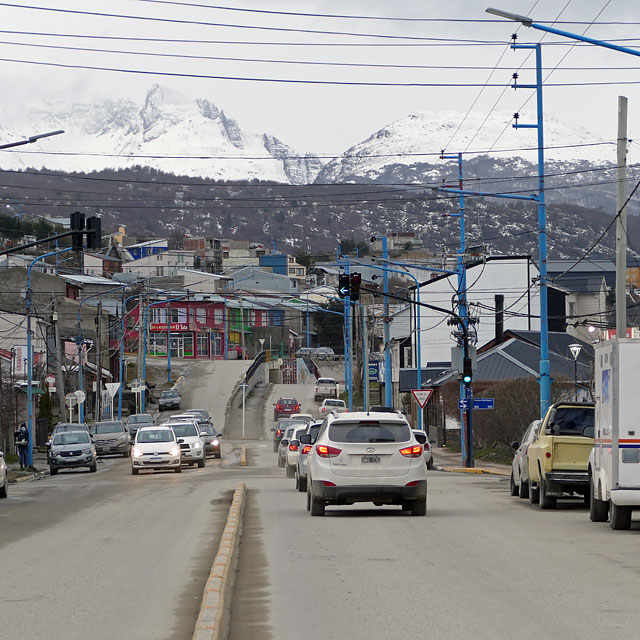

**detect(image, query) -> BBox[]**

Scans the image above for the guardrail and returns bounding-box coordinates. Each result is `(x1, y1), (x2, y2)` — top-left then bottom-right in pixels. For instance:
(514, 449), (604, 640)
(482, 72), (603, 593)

(244, 350), (266, 385)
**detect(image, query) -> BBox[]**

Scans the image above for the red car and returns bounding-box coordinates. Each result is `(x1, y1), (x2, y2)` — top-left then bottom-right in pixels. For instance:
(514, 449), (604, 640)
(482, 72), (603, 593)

(274, 397), (300, 421)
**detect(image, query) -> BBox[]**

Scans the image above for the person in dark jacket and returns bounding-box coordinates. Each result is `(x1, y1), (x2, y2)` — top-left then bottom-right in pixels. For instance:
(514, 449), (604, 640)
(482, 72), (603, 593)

(14, 423), (29, 470)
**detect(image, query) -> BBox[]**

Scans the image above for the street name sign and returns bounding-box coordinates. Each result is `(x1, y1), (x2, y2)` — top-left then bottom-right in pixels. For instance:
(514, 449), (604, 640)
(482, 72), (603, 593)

(459, 398), (495, 410)
(412, 389), (433, 408)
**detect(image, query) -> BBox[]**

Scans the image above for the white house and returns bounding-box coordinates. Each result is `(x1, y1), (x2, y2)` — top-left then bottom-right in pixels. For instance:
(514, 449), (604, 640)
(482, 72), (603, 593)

(408, 256), (540, 366)
(123, 250), (195, 278)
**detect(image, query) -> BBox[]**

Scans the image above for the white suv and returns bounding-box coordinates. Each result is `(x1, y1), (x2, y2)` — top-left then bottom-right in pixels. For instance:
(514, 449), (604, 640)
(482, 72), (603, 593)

(165, 420), (206, 468)
(307, 412), (427, 516)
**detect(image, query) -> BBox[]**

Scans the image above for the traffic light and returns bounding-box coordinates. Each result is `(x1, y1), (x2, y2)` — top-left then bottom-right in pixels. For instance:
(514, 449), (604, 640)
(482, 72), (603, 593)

(350, 272), (361, 301)
(338, 274), (350, 298)
(462, 356), (473, 385)
(86, 216), (102, 250)
(70, 211), (85, 252)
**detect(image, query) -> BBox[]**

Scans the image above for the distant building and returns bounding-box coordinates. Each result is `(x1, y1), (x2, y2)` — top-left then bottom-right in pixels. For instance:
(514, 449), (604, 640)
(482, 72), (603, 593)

(84, 253), (123, 278)
(231, 266), (298, 294)
(124, 239), (168, 261)
(123, 249), (195, 278)
(222, 240), (265, 271)
(259, 253), (307, 286)
(371, 232), (422, 253)
(183, 236), (224, 273)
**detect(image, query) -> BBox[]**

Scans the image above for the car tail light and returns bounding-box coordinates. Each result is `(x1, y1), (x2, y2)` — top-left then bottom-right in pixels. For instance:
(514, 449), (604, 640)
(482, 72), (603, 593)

(294, 404), (300, 411)
(289, 444), (299, 451)
(276, 404), (282, 411)
(321, 407), (326, 413)
(405, 480), (420, 487)
(400, 445), (423, 458)
(424, 442), (429, 450)
(545, 451), (551, 458)
(301, 445), (312, 455)
(276, 429), (282, 437)
(321, 481), (336, 486)
(316, 444), (342, 458)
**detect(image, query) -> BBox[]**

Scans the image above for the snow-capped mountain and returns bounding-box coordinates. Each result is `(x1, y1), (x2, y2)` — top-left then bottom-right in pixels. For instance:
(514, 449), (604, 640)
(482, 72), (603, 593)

(0, 84), (322, 185)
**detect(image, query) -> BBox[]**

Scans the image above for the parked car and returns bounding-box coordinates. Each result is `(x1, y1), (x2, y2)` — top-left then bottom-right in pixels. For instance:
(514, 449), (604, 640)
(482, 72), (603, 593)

(412, 430), (434, 470)
(277, 426), (298, 468)
(272, 418), (305, 452)
(527, 402), (595, 509)
(158, 389), (182, 411)
(92, 421), (131, 458)
(296, 422), (322, 493)
(0, 448), (7, 498)
(198, 424), (221, 458)
(126, 413), (154, 441)
(290, 413), (314, 425)
(274, 397), (300, 420)
(509, 420), (540, 499)
(319, 398), (348, 418)
(166, 421), (205, 468)
(315, 347), (337, 360)
(131, 426), (181, 475)
(306, 411), (427, 516)
(49, 430), (97, 475)
(314, 378), (338, 401)
(285, 427), (308, 479)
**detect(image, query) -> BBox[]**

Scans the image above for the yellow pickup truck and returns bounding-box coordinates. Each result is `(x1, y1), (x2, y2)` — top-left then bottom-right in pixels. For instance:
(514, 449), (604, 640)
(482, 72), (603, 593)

(527, 402), (595, 509)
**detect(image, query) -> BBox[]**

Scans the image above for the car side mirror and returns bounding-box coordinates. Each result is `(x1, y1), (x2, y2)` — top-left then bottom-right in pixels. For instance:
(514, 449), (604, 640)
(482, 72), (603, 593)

(429, 439), (436, 445)
(510, 441), (520, 451)
(291, 440), (300, 447)
(281, 439), (289, 446)
(177, 438), (184, 444)
(299, 434), (312, 444)
(270, 427), (276, 432)
(582, 426), (595, 438)
(0, 451), (4, 458)
(273, 403), (276, 406)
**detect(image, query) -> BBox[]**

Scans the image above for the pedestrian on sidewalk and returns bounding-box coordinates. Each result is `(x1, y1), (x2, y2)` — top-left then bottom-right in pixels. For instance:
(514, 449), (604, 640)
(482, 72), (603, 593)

(14, 423), (29, 470)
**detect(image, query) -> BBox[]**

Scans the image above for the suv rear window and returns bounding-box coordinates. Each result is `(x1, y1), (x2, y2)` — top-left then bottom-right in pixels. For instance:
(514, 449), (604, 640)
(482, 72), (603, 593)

(329, 421), (411, 443)
(552, 407), (594, 436)
(325, 400), (344, 407)
(317, 379), (335, 385)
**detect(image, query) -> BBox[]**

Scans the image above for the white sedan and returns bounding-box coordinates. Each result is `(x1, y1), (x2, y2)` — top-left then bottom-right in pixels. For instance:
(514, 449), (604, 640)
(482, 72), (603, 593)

(318, 398), (348, 418)
(131, 426), (182, 474)
(0, 448), (7, 498)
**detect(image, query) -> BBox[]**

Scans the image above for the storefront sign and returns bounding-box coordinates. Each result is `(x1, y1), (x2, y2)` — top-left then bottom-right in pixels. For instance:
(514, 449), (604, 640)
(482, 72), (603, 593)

(150, 323), (189, 331)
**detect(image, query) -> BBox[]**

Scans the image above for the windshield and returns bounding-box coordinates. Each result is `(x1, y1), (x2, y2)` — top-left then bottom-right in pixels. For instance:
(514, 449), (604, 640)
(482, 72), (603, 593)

(553, 407), (594, 436)
(53, 432), (90, 446)
(329, 421), (411, 443)
(161, 391), (179, 398)
(199, 425), (215, 435)
(186, 410), (208, 419)
(137, 429), (174, 443)
(129, 415), (153, 425)
(318, 379), (335, 385)
(325, 400), (344, 407)
(280, 399), (297, 405)
(309, 425), (321, 441)
(93, 422), (124, 434)
(170, 423), (198, 437)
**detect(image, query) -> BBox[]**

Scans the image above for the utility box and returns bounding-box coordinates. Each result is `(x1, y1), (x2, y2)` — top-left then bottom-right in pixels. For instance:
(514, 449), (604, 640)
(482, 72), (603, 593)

(590, 339), (640, 529)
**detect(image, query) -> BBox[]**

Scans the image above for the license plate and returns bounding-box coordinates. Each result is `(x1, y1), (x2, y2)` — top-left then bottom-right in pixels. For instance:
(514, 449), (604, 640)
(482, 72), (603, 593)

(149, 457), (162, 462)
(361, 455), (380, 464)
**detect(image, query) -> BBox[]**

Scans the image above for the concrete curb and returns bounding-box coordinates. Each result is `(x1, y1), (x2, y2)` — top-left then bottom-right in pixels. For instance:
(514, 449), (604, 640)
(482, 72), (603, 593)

(435, 464), (510, 477)
(193, 482), (246, 640)
(8, 471), (48, 484)
(240, 447), (247, 467)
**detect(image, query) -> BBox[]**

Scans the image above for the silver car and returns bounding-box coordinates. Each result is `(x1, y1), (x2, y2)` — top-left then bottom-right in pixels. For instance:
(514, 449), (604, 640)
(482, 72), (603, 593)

(296, 422), (322, 493)
(510, 420), (541, 499)
(277, 426), (297, 468)
(412, 430), (434, 470)
(49, 430), (97, 475)
(126, 413), (154, 441)
(0, 448), (7, 498)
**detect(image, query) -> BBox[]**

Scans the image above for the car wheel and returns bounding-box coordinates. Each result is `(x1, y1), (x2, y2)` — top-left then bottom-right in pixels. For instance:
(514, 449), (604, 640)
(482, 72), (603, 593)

(538, 475), (556, 509)
(197, 458), (206, 468)
(426, 458), (433, 470)
(402, 502), (411, 511)
(273, 441), (279, 453)
(299, 477), (307, 493)
(278, 455), (284, 468)
(306, 486), (311, 511)
(295, 474), (300, 490)
(0, 477), (7, 498)
(49, 466), (58, 476)
(529, 480), (540, 504)
(123, 449), (130, 459)
(310, 493), (325, 516)
(215, 452), (221, 459)
(410, 497), (427, 517)
(610, 501), (632, 530)
(131, 467), (139, 475)
(589, 477), (608, 522)
(509, 472), (519, 496)
(519, 478), (530, 500)
(286, 464), (295, 478)
(175, 465), (182, 473)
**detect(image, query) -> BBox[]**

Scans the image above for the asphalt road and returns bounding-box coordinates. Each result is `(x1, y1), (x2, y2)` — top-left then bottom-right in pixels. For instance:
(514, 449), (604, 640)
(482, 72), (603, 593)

(230, 405), (640, 640)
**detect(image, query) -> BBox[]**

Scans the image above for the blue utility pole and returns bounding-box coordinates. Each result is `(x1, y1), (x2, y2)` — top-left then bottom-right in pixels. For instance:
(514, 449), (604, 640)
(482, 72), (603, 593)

(381, 237), (392, 408)
(441, 151), (472, 460)
(118, 292), (141, 420)
(26, 247), (72, 466)
(343, 255), (353, 410)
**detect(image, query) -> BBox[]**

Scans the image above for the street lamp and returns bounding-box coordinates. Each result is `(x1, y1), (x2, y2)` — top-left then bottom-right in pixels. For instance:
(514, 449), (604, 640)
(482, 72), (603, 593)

(569, 343), (582, 401)
(0, 129), (64, 150)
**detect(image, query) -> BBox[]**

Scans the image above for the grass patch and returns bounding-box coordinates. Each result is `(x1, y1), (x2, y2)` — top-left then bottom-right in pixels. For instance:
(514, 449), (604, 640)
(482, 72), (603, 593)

(4, 452), (18, 464)
(442, 444), (512, 465)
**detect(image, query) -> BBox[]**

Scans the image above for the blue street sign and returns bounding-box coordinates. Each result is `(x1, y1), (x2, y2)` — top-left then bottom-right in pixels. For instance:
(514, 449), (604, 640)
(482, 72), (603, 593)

(368, 361), (380, 381)
(459, 398), (495, 410)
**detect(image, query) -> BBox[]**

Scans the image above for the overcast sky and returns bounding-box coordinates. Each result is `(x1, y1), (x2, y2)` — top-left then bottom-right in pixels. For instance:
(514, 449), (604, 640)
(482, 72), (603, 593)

(1, 0), (640, 156)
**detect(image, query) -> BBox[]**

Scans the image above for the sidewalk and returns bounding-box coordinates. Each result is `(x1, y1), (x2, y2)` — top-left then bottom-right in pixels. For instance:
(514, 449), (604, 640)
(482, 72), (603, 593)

(7, 450), (49, 483)
(431, 446), (510, 476)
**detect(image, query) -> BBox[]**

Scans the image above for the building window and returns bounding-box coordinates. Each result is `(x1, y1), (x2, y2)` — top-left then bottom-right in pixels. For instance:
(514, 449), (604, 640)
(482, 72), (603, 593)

(178, 308), (187, 323)
(197, 333), (209, 357)
(214, 308), (223, 325)
(196, 307), (206, 324)
(152, 308), (167, 324)
(171, 308), (179, 323)
(188, 307), (196, 324)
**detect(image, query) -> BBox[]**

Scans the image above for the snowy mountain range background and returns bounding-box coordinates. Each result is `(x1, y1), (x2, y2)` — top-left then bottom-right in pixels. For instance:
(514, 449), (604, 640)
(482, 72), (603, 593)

(0, 84), (637, 257)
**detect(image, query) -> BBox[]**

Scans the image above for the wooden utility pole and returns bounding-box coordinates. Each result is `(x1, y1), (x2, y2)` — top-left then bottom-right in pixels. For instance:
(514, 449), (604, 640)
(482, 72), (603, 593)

(616, 96), (629, 338)
(52, 298), (66, 421)
(95, 302), (102, 421)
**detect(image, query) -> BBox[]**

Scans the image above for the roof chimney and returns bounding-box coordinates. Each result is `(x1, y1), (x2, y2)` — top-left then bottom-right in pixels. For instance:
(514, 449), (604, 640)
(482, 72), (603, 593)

(495, 294), (504, 344)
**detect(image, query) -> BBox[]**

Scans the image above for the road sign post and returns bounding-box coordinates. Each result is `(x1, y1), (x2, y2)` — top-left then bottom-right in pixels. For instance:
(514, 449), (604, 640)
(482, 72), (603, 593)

(105, 382), (121, 419)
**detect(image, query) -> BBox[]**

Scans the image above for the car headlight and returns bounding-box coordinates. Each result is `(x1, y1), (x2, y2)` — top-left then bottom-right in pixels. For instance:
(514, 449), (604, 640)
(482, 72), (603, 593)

(169, 446), (180, 457)
(212, 439), (219, 446)
(132, 447), (143, 458)
(193, 441), (201, 449)
(83, 448), (92, 455)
